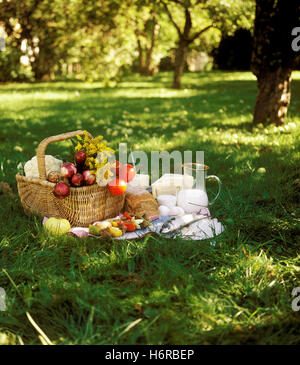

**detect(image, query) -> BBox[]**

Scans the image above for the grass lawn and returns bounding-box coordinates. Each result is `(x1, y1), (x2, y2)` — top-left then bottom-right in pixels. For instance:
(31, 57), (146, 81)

(0, 71), (299, 345)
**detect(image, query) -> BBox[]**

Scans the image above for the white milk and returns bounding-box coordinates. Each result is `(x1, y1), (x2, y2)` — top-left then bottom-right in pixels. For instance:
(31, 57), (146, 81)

(177, 189), (209, 214)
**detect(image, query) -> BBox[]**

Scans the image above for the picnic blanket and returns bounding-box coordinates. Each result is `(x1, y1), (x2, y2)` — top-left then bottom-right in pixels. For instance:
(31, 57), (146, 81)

(66, 213), (225, 242)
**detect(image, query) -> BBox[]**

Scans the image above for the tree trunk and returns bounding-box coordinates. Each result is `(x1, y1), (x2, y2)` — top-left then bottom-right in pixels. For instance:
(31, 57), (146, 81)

(137, 49), (156, 76)
(136, 16), (159, 76)
(137, 38), (147, 75)
(145, 18), (159, 76)
(251, 0), (300, 125)
(31, 42), (56, 81)
(173, 40), (188, 89)
(253, 67), (292, 126)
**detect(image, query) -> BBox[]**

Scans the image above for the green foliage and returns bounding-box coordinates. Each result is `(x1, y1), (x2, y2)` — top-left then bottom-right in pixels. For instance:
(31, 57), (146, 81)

(0, 40), (33, 82)
(0, 71), (300, 344)
(161, 0), (254, 38)
(0, 0), (255, 82)
(207, 0), (255, 34)
(0, 0), (135, 82)
(160, 0), (255, 87)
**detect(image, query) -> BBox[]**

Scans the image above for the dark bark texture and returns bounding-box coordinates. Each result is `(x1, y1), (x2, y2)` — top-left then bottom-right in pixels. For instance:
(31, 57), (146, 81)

(251, 0), (300, 125)
(253, 67), (292, 126)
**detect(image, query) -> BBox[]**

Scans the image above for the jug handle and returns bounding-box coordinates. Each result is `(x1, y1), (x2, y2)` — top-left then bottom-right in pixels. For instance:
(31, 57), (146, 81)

(206, 175), (222, 205)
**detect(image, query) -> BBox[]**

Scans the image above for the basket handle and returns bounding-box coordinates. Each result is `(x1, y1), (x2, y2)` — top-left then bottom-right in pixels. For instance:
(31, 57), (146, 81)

(36, 130), (92, 180)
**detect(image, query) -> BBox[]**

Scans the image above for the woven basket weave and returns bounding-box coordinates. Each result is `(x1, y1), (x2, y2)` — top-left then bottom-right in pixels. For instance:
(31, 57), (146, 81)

(16, 130), (125, 227)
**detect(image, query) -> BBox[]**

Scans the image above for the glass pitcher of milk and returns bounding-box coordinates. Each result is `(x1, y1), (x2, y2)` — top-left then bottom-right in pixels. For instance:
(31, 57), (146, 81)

(177, 163), (221, 213)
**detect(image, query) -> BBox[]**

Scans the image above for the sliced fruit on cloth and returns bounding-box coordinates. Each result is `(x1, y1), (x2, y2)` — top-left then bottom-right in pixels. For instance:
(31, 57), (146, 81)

(109, 227), (123, 237)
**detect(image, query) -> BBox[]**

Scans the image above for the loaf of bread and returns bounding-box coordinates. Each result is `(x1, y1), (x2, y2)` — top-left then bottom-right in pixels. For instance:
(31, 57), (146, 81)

(124, 186), (159, 220)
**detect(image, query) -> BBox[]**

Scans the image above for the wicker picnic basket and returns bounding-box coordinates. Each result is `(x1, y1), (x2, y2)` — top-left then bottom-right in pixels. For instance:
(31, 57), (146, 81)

(16, 130), (125, 227)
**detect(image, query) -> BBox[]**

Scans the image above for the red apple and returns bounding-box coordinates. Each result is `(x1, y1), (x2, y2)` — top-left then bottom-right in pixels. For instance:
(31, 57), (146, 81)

(53, 182), (70, 199)
(111, 160), (122, 177)
(120, 164), (136, 183)
(71, 173), (84, 187)
(61, 162), (77, 178)
(83, 170), (96, 185)
(75, 151), (86, 165)
(108, 178), (127, 195)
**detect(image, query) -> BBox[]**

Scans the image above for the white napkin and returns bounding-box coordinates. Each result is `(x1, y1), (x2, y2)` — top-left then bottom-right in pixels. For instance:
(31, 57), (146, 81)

(149, 214), (224, 241)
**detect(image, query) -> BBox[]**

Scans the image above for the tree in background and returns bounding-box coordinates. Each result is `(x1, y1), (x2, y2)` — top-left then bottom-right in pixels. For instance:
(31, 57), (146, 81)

(0, 0), (78, 80)
(0, 0), (133, 82)
(0, 0), (254, 83)
(65, 1), (136, 82)
(129, 0), (177, 76)
(133, 4), (160, 75)
(161, 0), (254, 89)
(251, 0), (300, 125)
(161, 0), (213, 88)
(0, 0), (43, 80)
(0, 0), (84, 80)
